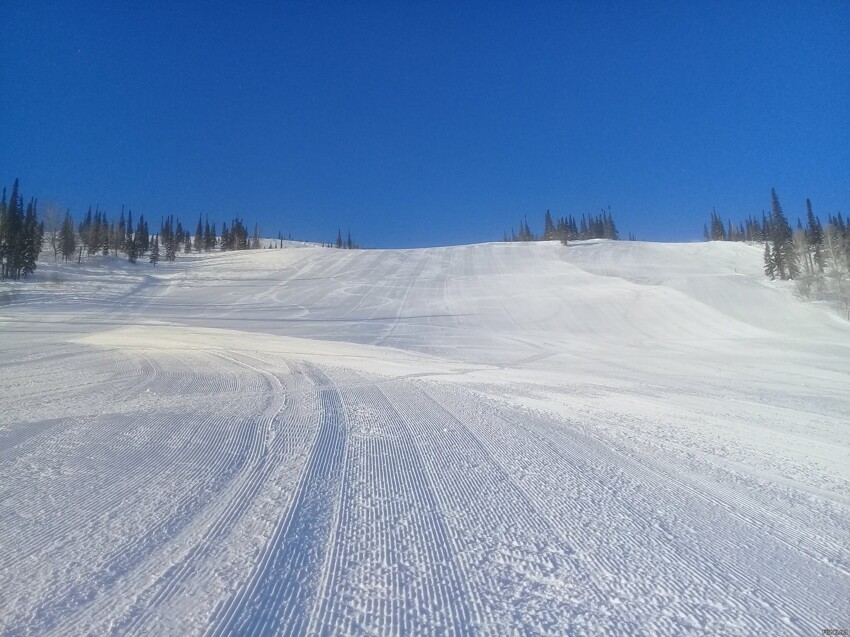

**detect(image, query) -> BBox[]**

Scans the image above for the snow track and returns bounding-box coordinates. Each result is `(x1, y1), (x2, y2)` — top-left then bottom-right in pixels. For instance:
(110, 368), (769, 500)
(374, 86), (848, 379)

(209, 365), (347, 637)
(1, 240), (849, 634)
(310, 379), (474, 635)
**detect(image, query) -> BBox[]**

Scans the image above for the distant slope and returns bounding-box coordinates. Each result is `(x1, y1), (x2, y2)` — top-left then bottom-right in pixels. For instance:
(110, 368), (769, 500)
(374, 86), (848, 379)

(560, 239), (846, 338)
(90, 239), (846, 364)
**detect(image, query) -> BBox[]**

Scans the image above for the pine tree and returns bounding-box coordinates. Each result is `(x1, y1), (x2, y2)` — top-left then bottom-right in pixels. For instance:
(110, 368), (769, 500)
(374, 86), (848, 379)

(162, 215), (177, 261)
(709, 209), (726, 241)
(149, 235), (160, 265)
(0, 182), (44, 279)
(602, 208), (619, 240)
(763, 242), (776, 280)
(126, 210), (137, 263)
(1, 180), (23, 280)
(195, 215), (203, 252)
(117, 209), (126, 254)
(543, 210), (555, 240)
(60, 210), (76, 261)
(769, 188), (798, 279)
(0, 187), (6, 276)
(80, 207), (93, 254)
(220, 222), (230, 251)
(21, 198), (42, 276)
(806, 199), (825, 273)
(203, 218), (212, 251)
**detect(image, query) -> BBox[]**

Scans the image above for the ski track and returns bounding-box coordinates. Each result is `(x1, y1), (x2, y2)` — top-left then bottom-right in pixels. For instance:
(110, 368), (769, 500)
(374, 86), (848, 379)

(1, 240), (849, 635)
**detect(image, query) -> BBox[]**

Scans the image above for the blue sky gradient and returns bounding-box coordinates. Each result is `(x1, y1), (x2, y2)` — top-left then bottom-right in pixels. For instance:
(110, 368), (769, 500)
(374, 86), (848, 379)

(2, 1), (848, 247)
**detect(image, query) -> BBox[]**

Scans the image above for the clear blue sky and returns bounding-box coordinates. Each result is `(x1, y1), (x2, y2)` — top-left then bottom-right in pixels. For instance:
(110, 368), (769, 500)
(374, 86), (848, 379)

(2, 1), (848, 247)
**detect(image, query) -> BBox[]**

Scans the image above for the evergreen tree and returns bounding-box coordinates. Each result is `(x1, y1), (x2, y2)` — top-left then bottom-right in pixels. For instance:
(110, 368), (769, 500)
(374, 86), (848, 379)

(162, 215), (177, 261)
(517, 217), (533, 241)
(806, 198), (825, 273)
(149, 235), (160, 265)
(117, 208), (126, 254)
(0, 181), (43, 279)
(0, 188), (6, 275)
(80, 207), (93, 253)
(60, 210), (76, 261)
(763, 242), (776, 280)
(220, 222), (230, 250)
(709, 209), (726, 240)
(227, 217), (248, 249)
(21, 198), (43, 276)
(1, 180), (22, 280)
(603, 208), (619, 240)
(135, 216), (148, 257)
(126, 210), (137, 263)
(195, 215), (203, 252)
(543, 210), (555, 240)
(770, 188), (799, 279)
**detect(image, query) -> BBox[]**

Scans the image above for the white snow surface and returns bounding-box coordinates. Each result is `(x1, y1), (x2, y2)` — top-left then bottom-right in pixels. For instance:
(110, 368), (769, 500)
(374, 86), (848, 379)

(1, 240), (848, 635)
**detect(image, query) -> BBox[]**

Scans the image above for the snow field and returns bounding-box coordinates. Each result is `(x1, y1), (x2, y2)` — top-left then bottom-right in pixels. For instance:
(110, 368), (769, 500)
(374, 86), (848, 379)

(1, 239), (849, 634)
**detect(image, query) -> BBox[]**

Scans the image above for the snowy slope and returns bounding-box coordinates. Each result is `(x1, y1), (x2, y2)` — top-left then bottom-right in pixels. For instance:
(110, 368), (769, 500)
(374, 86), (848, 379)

(1, 240), (848, 635)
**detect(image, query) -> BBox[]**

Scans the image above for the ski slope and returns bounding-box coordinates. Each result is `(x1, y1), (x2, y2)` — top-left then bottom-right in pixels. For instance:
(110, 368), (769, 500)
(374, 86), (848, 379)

(1, 240), (848, 635)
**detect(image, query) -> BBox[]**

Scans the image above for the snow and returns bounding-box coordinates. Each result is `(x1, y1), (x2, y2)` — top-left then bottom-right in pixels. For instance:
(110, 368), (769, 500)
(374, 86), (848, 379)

(1, 239), (848, 635)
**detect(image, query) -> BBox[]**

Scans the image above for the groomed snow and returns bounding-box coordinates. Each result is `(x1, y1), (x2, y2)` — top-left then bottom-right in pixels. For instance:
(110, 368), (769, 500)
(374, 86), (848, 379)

(1, 240), (848, 635)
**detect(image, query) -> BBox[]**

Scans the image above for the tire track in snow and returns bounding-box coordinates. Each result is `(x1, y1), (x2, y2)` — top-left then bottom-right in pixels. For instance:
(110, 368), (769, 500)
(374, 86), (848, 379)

(374, 378), (599, 634)
(33, 355), (270, 636)
(307, 378), (475, 635)
(428, 381), (849, 633)
(0, 348), (273, 636)
(109, 353), (301, 636)
(207, 363), (348, 637)
(0, 352), (243, 573)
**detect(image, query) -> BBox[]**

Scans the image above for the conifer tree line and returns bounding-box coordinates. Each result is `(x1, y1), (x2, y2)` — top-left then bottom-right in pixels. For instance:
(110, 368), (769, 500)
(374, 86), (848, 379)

(0, 179), (44, 280)
(503, 208), (621, 243)
(703, 208), (769, 242)
(0, 178), (314, 279)
(65, 207), (265, 264)
(705, 188), (850, 314)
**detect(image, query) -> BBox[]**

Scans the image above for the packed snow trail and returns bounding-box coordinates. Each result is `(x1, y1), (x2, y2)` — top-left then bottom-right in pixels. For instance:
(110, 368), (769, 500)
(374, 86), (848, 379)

(1, 240), (848, 634)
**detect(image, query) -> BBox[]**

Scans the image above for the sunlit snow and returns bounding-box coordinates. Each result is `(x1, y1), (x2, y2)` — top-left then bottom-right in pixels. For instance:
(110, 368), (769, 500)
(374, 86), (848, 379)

(1, 240), (848, 634)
